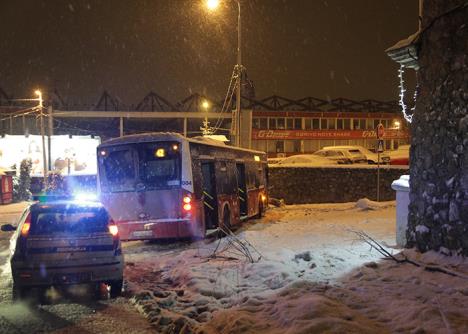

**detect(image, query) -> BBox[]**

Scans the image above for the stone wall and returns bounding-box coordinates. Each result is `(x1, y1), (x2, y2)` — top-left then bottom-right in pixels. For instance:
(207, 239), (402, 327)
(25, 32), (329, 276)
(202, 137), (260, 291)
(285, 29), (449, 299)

(407, 1), (468, 255)
(268, 166), (408, 204)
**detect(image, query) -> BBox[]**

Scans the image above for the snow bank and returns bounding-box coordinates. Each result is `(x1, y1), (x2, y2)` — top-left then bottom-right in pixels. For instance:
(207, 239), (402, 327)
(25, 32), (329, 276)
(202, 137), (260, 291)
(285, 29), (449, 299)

(355, 198), (394, 210)
(123, 203), (468, 333)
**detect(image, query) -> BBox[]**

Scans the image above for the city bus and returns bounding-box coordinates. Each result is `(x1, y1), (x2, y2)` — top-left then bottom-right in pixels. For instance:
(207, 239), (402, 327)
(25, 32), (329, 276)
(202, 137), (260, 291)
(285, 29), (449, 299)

(96, 133), (268, 240)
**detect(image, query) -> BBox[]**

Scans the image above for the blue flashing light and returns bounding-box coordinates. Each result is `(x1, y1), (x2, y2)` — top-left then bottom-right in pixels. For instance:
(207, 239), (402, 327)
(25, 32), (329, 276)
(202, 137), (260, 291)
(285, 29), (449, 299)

(74, 192), (98, 202)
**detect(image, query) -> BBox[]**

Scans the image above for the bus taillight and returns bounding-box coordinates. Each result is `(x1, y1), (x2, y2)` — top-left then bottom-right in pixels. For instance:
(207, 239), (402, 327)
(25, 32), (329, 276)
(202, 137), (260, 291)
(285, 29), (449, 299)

(183, 196), (192, 211)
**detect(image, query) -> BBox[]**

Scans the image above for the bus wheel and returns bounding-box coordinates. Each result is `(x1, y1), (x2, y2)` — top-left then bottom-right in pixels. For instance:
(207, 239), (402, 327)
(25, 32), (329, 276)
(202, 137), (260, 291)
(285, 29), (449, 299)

(255, 200), (265, 219)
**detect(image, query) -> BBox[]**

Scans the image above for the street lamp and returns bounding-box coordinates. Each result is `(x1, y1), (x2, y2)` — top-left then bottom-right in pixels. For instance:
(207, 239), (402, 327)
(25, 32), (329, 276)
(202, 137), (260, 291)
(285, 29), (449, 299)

(206, 0), (220, 10)
(35, 90), (47, 187)
(201, 100), (213, 136)
(205, 0), (242, 147)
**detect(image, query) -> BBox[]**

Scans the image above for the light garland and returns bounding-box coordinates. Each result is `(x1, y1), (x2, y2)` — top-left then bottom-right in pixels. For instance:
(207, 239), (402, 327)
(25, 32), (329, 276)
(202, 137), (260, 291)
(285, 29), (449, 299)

(398, 64), (417, 123)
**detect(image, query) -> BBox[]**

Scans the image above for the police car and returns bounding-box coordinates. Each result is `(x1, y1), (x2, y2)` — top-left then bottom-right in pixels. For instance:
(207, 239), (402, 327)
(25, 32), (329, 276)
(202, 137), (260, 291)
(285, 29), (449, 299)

(1, 200), (124, 300)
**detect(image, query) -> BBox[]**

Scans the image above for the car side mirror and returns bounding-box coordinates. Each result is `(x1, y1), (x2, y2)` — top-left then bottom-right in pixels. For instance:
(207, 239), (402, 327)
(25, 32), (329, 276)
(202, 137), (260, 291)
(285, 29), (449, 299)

(1, 224), (16, 232)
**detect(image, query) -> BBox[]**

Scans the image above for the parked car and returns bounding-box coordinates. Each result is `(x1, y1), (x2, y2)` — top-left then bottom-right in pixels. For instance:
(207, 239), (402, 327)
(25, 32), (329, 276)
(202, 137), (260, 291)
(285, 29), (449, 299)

(314, 147), (366, 164)
(389, 145), (410, 165)
(323, 145), (390, 164)
(1, 200), (124, 300)
(276, 154), (343, 166)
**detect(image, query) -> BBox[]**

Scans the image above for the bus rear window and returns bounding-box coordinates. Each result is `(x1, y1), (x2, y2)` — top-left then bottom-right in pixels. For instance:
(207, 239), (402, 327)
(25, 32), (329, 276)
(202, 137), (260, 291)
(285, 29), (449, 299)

(138, 143), (181, 189)
(30, 209), (109, 235)
(103, 149), (135, 183)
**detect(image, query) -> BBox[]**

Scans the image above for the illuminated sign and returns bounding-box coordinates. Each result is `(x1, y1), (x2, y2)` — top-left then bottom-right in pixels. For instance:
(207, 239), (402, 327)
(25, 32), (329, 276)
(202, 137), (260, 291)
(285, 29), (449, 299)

(0, 135), (100, 176)
(252, 129), (409, 140)
(155, 148), (166, 158)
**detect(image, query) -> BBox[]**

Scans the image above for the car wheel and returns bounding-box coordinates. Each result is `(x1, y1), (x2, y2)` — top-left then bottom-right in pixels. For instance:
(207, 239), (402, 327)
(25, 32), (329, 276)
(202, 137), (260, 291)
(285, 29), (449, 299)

(109, 279), (123, 298)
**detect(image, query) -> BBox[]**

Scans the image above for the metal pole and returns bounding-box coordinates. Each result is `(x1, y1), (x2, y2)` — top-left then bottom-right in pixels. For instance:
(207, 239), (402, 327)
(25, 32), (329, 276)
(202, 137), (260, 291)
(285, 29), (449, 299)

(377, 151), (381, 202)
(38, 95), (47, 189)
(183, 117), (187, 137)
(48, 106), (53, 171)
(235, 0), (242, 147)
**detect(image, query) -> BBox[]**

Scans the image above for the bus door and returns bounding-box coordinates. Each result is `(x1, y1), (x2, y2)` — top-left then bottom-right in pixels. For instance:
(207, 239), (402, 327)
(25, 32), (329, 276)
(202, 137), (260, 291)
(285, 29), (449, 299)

(236, 163), (248, 218)
(201, 162), (218, 229)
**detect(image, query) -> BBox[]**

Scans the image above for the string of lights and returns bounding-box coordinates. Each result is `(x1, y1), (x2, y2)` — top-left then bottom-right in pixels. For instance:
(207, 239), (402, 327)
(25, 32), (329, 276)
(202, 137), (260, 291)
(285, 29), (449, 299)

(398, 64), (417, 123)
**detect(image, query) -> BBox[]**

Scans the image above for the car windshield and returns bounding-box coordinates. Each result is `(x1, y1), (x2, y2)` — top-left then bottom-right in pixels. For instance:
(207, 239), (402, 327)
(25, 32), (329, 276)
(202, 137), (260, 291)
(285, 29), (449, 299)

(30, 207), (109, 235)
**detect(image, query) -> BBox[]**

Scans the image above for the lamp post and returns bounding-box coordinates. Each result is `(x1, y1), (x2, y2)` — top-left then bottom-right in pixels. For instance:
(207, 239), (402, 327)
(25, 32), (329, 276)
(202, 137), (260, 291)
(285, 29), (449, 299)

(35, 90), (47, 188)
(206, 0), (242, 147)
(200, 100), (213, 136)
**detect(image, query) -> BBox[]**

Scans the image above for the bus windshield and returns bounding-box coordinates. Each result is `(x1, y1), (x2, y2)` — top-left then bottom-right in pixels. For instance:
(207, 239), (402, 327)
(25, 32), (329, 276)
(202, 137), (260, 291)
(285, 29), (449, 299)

(103, 148), (136, 192)
(99, 142), (181, 192)
(137, 142), (181, 189)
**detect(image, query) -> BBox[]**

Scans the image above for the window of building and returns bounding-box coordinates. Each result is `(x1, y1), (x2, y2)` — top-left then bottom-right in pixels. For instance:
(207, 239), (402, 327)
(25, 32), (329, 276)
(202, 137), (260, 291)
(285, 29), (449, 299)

(304, 118), (312, 129)
(312, 119), (320, 129)
(259, 118), (268, 129)
(353, 119), (360, 129)
(294, 118), (302, 130)
(286, 118), (294, 129)
(293, 140), (301, 152)
(321, 119), (328, 129)
(343, 119), (351, 130)
(275, 141), (284, 153)
(367, 119), (374, 129)
(373, 119), (380, 129)
(269, 118), (276, 129)
(337, 119), (344, 130)
(277, 118), (285, 129)
(252, 118), (260, 129)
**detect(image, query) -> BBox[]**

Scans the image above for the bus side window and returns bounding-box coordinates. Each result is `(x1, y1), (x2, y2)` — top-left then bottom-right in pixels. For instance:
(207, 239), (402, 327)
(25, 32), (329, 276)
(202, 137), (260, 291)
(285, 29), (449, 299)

(191, 160), (203, 199)
(256, 167), (262, 188)
(225, 162), (237, 194)
(246, 163), (255, 189)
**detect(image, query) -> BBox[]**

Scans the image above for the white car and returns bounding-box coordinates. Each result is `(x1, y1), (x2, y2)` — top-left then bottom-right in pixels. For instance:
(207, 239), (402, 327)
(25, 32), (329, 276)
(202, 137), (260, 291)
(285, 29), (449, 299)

(323, 145), (390, 164)
(276, 154), (344, 166)
(314, 147), (367, 164)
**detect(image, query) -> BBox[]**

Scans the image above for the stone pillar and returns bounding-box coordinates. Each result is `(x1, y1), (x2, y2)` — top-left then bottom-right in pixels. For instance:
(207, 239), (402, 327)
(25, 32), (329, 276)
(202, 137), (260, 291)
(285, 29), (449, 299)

(407, 1), (468, 255)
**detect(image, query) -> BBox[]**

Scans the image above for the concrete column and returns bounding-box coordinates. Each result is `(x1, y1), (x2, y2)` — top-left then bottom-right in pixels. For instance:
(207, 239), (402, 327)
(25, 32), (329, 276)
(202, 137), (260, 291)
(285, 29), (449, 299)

(119, 117), (124, 137)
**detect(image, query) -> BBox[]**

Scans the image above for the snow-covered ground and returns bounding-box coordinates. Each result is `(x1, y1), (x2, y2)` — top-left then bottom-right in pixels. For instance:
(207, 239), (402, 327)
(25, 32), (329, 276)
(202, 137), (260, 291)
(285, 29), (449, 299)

(1, 200), (466, 333)
(123, 200), (468, 333)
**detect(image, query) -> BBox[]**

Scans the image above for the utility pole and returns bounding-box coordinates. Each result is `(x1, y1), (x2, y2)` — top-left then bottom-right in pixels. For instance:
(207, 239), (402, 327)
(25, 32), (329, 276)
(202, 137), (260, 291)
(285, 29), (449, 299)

(36, 90), (47, 189)
(235, 0), (242, 147)
(48, 105), (53, 172)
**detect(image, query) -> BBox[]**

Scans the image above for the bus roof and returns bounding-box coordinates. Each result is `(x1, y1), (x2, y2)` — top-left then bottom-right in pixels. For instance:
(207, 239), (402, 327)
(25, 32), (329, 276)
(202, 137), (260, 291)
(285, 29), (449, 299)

(99, 132), (266, 156)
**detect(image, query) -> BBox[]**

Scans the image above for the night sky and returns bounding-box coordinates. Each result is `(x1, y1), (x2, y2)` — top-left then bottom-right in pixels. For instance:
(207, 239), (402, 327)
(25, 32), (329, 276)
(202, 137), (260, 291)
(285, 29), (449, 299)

(0, 0), (418, 106)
